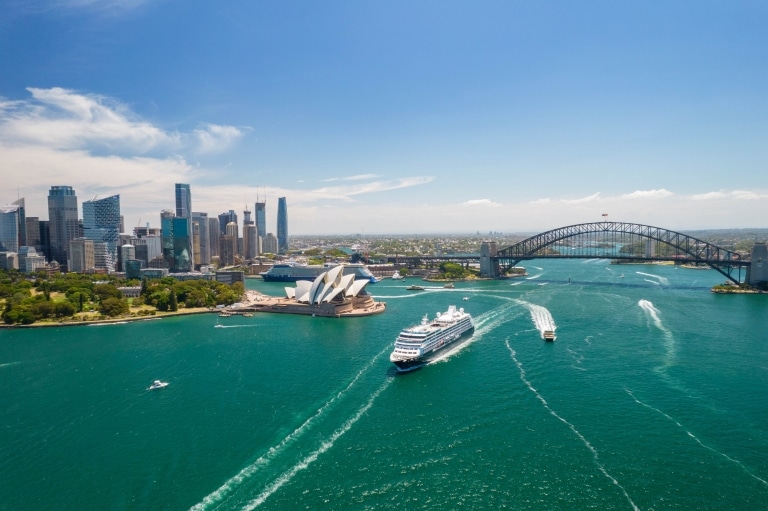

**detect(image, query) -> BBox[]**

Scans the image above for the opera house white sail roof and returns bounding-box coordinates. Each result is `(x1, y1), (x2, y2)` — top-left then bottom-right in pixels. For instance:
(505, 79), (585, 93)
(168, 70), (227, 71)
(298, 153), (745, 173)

(284, 264), (371, 305)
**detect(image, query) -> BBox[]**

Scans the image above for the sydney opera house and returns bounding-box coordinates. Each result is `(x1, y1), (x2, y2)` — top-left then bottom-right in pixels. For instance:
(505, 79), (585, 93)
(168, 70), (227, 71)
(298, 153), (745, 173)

(238, 264), (385, 317)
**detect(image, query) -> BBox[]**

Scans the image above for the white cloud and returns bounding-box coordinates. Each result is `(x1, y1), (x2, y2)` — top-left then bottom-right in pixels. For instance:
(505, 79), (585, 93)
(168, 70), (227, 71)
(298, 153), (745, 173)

(460, 199), (502, 207)
(0, 87), (176, 153)
(620, 189), (674, 200)
(194, 123), (246, 154)
(0, 88), (246, 155)
(691, 190), (768, 201)
(323, 174), (381, 182)
(562, 192), (601, 204)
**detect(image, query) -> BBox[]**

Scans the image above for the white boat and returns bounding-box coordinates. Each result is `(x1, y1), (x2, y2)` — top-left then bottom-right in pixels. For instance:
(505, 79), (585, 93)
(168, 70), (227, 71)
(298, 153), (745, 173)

(148, 380), (169, 390)
(391, 271), (403, 280)
(390, 305), (474, 372)
(542, 330), (556, 342)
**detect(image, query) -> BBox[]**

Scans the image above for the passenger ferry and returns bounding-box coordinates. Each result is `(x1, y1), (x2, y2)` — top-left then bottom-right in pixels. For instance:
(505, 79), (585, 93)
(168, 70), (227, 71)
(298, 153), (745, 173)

(390, 305), (474, 372)
(260, 262), (378, 283)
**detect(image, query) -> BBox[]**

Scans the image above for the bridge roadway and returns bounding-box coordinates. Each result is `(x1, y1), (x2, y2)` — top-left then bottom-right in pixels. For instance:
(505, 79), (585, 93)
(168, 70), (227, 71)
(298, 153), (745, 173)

(386, 222), (756, 284)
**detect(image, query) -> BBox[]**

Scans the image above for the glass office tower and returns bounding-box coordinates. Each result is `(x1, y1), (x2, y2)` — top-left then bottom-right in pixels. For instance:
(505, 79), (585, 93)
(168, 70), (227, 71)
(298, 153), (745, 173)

(277, 197), (288, 254)
(0, 204), (21, 252)
(47, 186), (79, 269)
(82, 194), (121, 271)
(255, 201), (266, 240)
(175, 184), (194, 269)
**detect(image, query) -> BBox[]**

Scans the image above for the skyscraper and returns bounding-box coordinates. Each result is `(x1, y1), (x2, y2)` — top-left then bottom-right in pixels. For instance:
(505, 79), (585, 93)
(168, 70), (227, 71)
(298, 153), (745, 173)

(277, 197), (288, 254)
(48, 186), (79, 269)
(12, 198), (26, 247)
(25, 217), (41, 252)
(69, 238), (95, 273)
(0, 202), (24, 252)
(192, 212), (210, 266)
(161, 209), (193, 272)
(218, 210), (238, 235)
(175, 184), (194, 268)
(242, 207), (255, 260)
(82, 194), (121, 271)
(255, 200), (266, 240)
(208, 217), (220, 258)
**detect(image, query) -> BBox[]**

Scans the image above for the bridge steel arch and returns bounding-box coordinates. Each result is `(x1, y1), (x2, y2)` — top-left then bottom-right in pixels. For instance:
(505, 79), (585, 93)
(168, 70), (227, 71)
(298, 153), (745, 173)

(494, 221), (748, 283)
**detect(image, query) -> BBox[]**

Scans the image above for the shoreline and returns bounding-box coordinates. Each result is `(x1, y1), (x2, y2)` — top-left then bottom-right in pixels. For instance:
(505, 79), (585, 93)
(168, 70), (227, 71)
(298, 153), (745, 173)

(0, 308), (216, 329)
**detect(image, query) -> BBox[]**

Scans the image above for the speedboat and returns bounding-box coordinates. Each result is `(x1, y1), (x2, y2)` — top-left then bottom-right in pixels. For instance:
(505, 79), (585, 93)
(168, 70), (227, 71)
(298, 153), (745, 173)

(148, 380), (169, 390)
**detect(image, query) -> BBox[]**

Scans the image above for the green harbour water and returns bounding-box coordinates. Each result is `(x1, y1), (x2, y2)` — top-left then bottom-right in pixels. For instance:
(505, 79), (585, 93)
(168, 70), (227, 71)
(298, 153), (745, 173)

(2, 259), (767, 510)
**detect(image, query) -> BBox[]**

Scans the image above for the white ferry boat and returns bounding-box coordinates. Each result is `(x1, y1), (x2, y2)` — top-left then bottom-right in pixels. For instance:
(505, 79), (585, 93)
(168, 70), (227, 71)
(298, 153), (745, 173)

(148, 380), (169, 390)
(260, 262), (378, 283)
(390, 305), (474, 372)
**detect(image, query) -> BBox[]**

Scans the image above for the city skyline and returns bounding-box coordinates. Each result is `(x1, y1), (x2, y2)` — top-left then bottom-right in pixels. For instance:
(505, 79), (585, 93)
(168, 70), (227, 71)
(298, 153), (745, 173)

(2, 2), (767, 234)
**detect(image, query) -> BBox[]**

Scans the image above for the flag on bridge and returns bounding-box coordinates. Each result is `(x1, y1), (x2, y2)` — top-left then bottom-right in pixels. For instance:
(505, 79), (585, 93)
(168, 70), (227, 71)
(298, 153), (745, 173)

(601, 213), (608, 217)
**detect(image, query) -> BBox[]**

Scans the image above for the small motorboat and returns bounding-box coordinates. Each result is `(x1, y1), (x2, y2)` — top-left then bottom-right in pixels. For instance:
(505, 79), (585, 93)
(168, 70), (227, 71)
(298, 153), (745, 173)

(406, 285), (425, 291)
(542, 330), (556, 342)
(148, 380), (169, 390)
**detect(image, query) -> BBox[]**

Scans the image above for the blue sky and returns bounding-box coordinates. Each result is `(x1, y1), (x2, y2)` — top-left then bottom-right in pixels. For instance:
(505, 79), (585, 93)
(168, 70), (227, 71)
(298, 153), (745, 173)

(1, 1), (767, 234)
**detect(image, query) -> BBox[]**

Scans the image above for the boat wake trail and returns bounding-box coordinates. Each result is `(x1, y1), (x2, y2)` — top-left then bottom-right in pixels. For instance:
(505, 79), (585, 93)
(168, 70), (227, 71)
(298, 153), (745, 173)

(189, 347), (390, 511)
(242, 379), (393, 509)
(636, 272), (669, 286)
(0, 361), (22, 369)
(505, 340), (639, 510)
(626, 389), (768, 488)
(430, 302), (523, 366)
(638, 299), (676, 368)
(515, 299), (556, 336)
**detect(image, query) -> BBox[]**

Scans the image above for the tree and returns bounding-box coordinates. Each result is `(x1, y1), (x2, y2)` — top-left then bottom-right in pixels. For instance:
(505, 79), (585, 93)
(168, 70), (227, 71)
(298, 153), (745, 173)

(169, 288), (178, 311)
(99, 297), (129, 317)
(53, 301), (75, 318)
(94, 283), (122, 302)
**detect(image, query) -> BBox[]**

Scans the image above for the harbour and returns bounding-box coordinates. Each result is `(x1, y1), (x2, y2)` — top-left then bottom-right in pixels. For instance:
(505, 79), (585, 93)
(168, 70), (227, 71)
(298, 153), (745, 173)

(2, 259), (767, 510)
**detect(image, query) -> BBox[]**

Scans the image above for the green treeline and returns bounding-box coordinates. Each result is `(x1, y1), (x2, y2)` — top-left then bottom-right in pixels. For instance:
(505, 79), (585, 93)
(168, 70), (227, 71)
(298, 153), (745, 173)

(1, 270), (244, 325)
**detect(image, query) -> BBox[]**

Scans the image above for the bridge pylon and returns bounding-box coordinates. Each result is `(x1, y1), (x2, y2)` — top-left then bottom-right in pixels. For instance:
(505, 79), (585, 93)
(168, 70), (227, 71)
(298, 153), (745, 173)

(748, 242), (768, 285)
(480, 241), (499, 278)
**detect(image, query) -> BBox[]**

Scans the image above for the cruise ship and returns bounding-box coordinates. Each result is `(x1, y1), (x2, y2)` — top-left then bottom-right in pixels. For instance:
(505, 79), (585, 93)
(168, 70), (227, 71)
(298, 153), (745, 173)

(390, 305), (474, 372)
(260, 262), (378, 283)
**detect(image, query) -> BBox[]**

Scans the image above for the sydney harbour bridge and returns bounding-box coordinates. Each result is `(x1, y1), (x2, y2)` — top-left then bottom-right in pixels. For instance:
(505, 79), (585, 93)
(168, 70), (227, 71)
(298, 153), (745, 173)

(391, 221), (767, 285)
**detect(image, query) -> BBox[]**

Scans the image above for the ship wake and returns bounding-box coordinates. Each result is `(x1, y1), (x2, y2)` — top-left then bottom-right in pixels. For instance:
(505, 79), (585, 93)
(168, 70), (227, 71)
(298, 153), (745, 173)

(428, 302), (524, 367)
(189, 347), (390, 510)
(506, 340), (640, 511)
(626, 389), (768, 488)
(516, 299), (556, 337)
